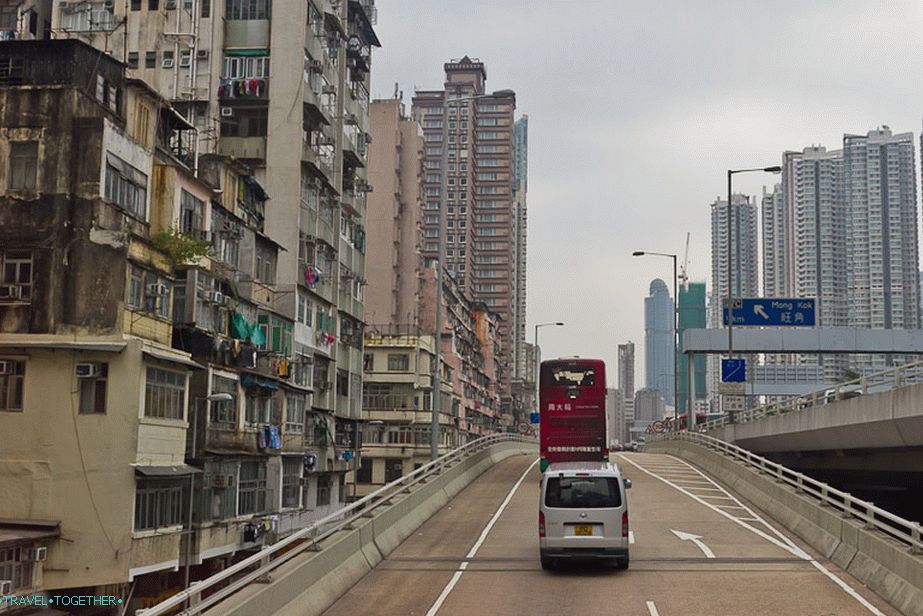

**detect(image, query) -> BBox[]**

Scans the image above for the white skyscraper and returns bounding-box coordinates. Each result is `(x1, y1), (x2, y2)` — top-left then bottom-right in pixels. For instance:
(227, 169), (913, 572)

(844, 128), (919, 371)
(762, 184), (787, 298)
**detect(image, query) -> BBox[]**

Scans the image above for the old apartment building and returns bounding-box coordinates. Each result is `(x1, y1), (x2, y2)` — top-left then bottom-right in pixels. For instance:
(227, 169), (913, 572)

(0, 0), (379, 602)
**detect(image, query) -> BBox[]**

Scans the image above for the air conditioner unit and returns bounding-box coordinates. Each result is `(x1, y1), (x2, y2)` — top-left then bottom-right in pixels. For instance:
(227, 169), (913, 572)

(196, 49), (209, 60)
(0, 285), (21, 299)
(211, 474), (229, 488)
(321, 85), (336, 94)
(309, 59), (322, 71)
(59, 1), (70, 9)
(103, 0), (114, 7)
(0, 581), (11, 596)
(0, 361), (13, 375)
(162, 58), (175, 69)
(345, 113), (358, 125)
(165, 0), (177, 8)
(145, 282), (168, 297)
(179, 55), (191, 68)
(220, 107), (233, 117)
(24, 547), (47, 562)
(208, 291), (224, 304)
(75, 363), (102, 379)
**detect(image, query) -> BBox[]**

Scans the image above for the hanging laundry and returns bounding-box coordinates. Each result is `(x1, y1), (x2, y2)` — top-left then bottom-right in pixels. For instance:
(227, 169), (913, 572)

(269, 425), (282, 449)
(257, 428), (267, 450)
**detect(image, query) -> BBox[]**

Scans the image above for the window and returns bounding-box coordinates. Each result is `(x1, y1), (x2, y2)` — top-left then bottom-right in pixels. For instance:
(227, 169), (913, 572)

(134, 478), (185, 530)
(387, 354), (409, 371)
(61, 1), (114, 31)
(316, 474), (331, 506)
(356, 458), (372, 484)
(144, 367), (186, 420)
(0, 547), (33, 590)
(225, 0), (270, 19)
(78, 364), (108, 414)
(0, 360), (24, 412)
(148, 0), (158, 9)
(210, 375), (238, 427)
(385, 459), (403, 483)
(8, 141), (37, 191)
(105, 153), (148, 220)
(238, 461), (267, 514)
(286, 394), (305, 433)
(281, 457), (301, 508)
(145, 51), (156, 68)
(127, 51), (139, 68)
(296, 292), (313, 326)
(544, 477), (621, 509)
(1, 249), (33, 301)
(222, 54), (270, 78)
(245, 395), (271, 425)
(201, 0), (210, 17)
(179, 190), (205, 235)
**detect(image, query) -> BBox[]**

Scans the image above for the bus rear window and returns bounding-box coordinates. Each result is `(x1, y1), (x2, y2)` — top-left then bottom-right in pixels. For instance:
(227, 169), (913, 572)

(544, 477), (621, 508)
(544, 367), (595, 387)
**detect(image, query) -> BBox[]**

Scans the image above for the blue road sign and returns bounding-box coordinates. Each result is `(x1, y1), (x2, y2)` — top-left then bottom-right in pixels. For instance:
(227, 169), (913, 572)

(721, 359), (746, 383)
(529, 412), (540, 424)
(723, 298), (815, 327)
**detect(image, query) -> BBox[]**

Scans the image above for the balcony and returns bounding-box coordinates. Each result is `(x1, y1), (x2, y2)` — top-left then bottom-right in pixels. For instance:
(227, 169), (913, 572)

(218, 136), (267, 161)
(218, 78), (269, 102)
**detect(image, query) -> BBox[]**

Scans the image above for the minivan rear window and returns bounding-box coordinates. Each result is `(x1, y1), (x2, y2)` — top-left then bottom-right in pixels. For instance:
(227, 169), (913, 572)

(544, 477), (621, 508)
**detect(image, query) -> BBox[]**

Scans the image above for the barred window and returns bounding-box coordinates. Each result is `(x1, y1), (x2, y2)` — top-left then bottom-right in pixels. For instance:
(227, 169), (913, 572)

(222, 54), (270, 78)
(285, 394), (305, 434)
(8, 141), (37, 191)
(225, 0), (270, 19)
(387, 354), (409, 371)
(1, 249), (33, 301)
(0, 547), (33, 590)
(238, 461), (267, 515)
(134, 478), (185, 530)
(105, 153), (147, 220)
(210, 375), (238, 428)
(0, 359), (24, 412)
(144, 367), (186, 420)
(281, 457), (301, 508)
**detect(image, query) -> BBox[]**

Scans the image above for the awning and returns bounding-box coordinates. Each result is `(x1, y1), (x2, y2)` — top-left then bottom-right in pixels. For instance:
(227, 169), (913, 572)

(134, 465), (202, 477)
(223, 48), (269, 56)
(0, 518), (60, 548)
(0, 338), (127, 352)
(143, 348), (205, 370)
(241, 373), (279, 390)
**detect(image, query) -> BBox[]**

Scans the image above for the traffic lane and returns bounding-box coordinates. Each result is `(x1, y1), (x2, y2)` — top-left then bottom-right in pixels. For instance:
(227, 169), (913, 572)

(320, 453), (537, 616)
(432, 452), (898, 616)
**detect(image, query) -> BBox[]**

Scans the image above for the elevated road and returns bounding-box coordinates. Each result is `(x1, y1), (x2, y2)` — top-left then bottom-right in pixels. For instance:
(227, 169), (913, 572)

(319, 453), (897, 616)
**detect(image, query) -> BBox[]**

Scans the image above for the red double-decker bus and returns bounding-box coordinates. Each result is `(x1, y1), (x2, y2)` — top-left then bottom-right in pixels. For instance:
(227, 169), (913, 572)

(539, 358), (608, 472)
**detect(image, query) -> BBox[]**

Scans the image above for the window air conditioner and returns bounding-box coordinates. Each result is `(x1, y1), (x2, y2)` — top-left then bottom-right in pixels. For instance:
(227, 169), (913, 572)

(309, 59), (322, 71)
(162, 58), (175, 69)
(145, 282), (168, 297)
(24, 547), (47, 562)
(209, 291), (225, 304)
(75, 363), (102, 378)
(165, 0), (177, 8)
(321, 85), (336, 94)
(220, 107), (233, 117)
(59, 1), (70, 9)
(0, 284), (21, 299)
(179, 55), (191, 68)
(0, 581), (11, 596)
(103, 0), (114, 7)
(196, 49), (209, 60)
(346, 113), (358, 125)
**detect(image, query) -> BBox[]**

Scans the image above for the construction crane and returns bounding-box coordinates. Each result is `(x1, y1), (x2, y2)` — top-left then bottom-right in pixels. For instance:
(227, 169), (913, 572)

(679, 232), (690, 290)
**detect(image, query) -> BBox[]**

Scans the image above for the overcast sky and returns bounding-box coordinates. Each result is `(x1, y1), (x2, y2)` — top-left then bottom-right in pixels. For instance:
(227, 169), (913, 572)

(369, 0), (923, 387)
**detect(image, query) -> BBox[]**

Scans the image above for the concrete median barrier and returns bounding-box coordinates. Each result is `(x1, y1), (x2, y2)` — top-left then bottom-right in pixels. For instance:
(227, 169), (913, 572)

(203, 441), (537, 616)
(646, 439), (923, 616)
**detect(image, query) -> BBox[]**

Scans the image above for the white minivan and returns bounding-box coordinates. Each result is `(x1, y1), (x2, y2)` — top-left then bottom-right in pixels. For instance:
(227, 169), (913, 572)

(539, 461), (631, 570)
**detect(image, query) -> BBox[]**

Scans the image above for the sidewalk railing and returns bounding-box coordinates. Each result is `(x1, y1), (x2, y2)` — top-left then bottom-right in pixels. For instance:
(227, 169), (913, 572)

(136, 433), (536, 616)
(649, 431), (923, 553)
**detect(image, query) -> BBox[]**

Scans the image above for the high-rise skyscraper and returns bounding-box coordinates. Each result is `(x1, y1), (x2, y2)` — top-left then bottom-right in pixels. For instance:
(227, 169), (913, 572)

(845, 128), (919, 371)
(511, 115), (529, 399)
(645, 278), (674, 405)
(412, 57), (523, 423)
(677, 281), (707, 414)
(762, 184), (786, 298)
(618, 341), (635, 398)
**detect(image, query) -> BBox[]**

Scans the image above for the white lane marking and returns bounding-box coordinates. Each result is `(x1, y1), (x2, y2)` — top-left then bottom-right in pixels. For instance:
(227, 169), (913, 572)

(618, 455), (886, 616)
(671, 529), (716, 558)
(646, 600), (661, 616)
(425, 458), (539, 616)
(629, 530), (635, 544)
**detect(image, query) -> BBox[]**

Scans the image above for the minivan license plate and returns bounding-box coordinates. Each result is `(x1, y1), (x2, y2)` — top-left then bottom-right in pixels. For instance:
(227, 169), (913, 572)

(574, 525), (592, 536)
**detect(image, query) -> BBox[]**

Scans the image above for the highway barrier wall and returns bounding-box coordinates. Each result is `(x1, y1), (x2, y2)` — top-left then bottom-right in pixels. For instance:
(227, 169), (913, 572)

(646, 439), (923, 616)
(202, 440), (538, 616)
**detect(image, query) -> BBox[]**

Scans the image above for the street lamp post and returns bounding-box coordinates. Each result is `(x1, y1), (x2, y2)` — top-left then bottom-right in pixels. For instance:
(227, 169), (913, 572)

(725, 166), (781, 420)
(534, 322), (564, 414)
(432, 88), (517, 461)
(185, 392), (233, 608)
(632, 251), (678, 427)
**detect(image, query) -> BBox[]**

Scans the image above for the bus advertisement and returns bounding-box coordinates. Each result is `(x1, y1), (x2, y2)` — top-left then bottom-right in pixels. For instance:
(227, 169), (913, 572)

(539, 358), (608, 472)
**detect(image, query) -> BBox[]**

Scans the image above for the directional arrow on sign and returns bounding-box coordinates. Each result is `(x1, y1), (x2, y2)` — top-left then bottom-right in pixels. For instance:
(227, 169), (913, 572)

(670, 529), (715, 558)
(754, 304), (769, 320)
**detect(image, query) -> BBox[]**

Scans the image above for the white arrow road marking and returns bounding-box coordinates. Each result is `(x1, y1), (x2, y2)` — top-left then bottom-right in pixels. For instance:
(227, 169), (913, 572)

(670, 528), (715, 558)
(629, 530), (635, 544)
(754, 304), (769, 319)
(646, 600), (661, 616)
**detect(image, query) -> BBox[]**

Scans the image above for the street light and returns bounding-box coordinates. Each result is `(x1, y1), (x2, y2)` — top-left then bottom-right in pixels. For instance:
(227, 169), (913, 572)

(534, 321), (564, 413)
(185, 392), (233, 607)
(725, 166), (781, 421)
(431, 88), (516, 461)
(632, 251), (678, 427)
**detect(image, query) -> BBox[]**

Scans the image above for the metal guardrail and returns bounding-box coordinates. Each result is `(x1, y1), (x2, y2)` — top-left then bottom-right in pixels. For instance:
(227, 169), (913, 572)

(701, 358), (923, 431)
(136, 433), (536, 616)
(650, 431), (923, 554)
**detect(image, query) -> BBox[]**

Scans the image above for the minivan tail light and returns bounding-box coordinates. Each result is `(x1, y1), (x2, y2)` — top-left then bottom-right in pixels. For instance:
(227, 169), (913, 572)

(539, 511), (546, 537)
(622, 510), (629, 538)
